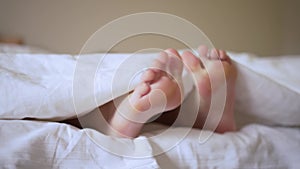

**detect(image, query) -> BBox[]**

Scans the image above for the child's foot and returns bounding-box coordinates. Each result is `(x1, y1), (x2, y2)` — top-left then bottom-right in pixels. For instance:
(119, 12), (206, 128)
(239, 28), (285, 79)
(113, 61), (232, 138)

(107, 50), (183, 138)
(181, 45), (237, 133)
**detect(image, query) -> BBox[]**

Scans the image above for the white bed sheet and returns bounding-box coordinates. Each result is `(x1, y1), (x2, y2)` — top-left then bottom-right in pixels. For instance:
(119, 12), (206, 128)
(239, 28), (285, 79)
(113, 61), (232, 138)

(144, 123), (300, 169)
(1, 49), (300, 168)
(0, 120), (299, 169)
(0, 120), (159, 169)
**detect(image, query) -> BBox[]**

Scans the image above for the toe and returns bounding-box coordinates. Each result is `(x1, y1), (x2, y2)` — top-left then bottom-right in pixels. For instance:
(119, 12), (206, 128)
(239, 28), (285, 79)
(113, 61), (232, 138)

(197, 45), (210, 65)
(130, 83), (151, 112)
(141, 69), (155, 83)
(165, 49), (183, 80)
(152, 60), (165, 72)
(167, 54), (183, 80)
(153, 52), (168, 71)
(181, 50), (202, 72)
(157, 51), (168, 64)
(135, 83), (150, 97)
(151, 52), (169, 82)
(198, 45), (209, 58)
(219, 50), (226, 59)
(209, 48), (220, 60)
(165, 48), (180, 58)
(130, 83), (150, 109)
(219, 50), (232, 64)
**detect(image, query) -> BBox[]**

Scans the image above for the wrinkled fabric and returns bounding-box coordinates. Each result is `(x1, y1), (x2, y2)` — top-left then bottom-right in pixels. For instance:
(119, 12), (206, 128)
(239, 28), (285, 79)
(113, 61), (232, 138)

(1, 50), (300, 168)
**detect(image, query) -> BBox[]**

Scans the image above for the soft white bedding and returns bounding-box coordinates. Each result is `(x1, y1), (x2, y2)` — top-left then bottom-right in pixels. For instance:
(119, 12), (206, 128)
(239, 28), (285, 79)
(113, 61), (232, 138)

(0, 120), (159, 169)
(0, 121), (299, 169)
(144, 123), (300, 169)
(0, 46), (300, 168)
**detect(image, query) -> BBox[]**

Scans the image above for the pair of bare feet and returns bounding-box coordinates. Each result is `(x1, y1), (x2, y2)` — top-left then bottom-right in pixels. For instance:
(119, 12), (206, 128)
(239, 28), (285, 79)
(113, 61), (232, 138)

(102, 46), (237, 138)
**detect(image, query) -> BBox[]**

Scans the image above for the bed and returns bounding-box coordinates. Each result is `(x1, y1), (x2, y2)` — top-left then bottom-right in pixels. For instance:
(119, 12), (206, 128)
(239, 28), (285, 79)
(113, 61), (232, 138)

(0, 43), (299, 169)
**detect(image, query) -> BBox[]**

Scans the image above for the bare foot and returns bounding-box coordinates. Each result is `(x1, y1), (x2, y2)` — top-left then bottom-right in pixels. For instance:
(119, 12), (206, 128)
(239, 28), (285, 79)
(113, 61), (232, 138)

(107, 51), (183, 138)
(181, 45), (237, 133)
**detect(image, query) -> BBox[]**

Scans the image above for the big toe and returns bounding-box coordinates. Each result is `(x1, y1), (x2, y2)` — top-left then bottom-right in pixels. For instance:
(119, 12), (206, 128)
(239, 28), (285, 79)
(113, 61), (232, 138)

(150, 52), (169, 81)
(165, 48), (180, 57)
(165, 48), (183, 80)
(181, 50), (203, 72)
(198, 45), (209, 58)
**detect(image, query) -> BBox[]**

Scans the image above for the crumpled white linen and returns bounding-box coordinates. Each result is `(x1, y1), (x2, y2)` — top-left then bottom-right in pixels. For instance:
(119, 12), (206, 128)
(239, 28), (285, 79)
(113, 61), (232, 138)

(0, 120), (159, 169)
(0, 52), (193, 120)
(143, 123), (300, 169)
(0, 119), (299, 169)
(229, 52), (300, 126)
(1, 51), (299, 126)
(1, 50), (300, 168)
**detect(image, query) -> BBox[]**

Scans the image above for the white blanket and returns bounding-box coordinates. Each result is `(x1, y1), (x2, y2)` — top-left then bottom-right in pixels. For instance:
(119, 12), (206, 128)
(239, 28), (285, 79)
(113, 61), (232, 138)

(0, 120), (299, 168)
(1, 51), (300, 168)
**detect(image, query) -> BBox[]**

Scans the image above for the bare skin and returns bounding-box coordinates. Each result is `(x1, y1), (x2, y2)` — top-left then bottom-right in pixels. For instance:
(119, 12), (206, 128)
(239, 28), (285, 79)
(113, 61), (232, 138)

(181, 45), (237, 133)
(104, 50), (184, 138)
(63, 46), (237, 137)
